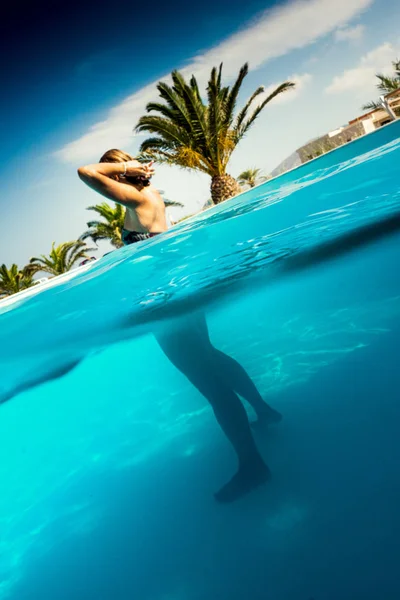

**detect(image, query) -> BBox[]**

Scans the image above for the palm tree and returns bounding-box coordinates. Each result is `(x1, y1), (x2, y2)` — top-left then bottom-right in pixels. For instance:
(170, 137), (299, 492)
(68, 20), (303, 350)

(81, 202), (126, 248)
(29, 241), (95, 276)
(363, 59), (400, 112)
(135, 63), (295, 204)
(81, 197), (184, 248)
(237, 167), (267, 188)
(0, 264), (35, 298)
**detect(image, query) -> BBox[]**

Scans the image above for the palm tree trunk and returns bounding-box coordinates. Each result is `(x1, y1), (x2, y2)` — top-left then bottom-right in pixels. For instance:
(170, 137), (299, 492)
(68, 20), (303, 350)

(211, 174), (242, 204)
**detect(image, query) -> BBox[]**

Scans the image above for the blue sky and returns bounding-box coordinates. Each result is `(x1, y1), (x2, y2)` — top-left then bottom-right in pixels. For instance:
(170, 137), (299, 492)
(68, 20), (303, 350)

(1, 0), (399, 266)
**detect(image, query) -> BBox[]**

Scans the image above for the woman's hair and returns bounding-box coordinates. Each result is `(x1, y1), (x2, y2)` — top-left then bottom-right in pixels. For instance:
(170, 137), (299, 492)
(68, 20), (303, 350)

(99, 148), (151, 187)
(99, 148), (134, 163)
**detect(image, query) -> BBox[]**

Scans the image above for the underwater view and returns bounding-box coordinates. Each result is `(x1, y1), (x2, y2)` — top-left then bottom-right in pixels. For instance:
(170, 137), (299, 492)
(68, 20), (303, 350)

(1, 121), (400, 600)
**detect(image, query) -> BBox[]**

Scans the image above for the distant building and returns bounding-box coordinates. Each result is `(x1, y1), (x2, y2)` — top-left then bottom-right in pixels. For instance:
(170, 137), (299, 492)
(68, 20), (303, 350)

(297, 88), (400, 164)
(348, 88), (400, 130)
(297, 121), (367, 163)
(268, 89), (400, 176)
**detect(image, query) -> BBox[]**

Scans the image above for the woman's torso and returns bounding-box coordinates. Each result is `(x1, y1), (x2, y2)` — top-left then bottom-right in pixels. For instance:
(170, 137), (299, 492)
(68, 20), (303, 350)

(123, 184), (168, 233)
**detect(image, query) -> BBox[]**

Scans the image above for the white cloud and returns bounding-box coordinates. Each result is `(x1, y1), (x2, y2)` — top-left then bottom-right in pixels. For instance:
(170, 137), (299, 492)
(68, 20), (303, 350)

(178, 0), (373, 84)
(325, 41), (400, 94)
(334, 24), (365, 42)
(56, 0), (374, 164)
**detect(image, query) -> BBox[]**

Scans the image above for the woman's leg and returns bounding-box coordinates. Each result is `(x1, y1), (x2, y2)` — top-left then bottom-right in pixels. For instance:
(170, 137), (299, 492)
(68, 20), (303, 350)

(211, 349), (282, 424)
(156, 324), (270, 502)
(193, 313), (282, 424)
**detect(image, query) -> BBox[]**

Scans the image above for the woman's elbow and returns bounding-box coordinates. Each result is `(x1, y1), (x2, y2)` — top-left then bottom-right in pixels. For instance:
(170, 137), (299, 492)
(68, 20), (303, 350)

(78, 167), (88, 179)
(77, 165), (93, 181)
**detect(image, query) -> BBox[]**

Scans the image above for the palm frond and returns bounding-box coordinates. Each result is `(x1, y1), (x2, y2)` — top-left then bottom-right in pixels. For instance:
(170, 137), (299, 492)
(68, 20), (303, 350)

(155, 80), (192, 133)
(376, 74), (400, 94)
(362, 59), (400, 111)
(137, 115), (191, 147)
(0, 263), (34, 296)
(234, 86), (265, 133)
(362, 100), (381, 111)
(80, 202), (125, 248)
(235, 82), (295, 140)
(223, 63), (249, 128)
(29, 241), (95, 275)
(163, 198), (184, 207)
(237, 167), (264, 187)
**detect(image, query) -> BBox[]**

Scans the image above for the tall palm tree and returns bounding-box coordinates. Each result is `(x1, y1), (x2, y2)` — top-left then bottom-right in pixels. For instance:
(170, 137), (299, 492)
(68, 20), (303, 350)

(0, 264), (34, 298)
(237, 167), (267, 188)
(363, 59), (400, 112)
(29, 241), (95, 276)
(81, 197), (184, 248)
(135, 63), (295, 204)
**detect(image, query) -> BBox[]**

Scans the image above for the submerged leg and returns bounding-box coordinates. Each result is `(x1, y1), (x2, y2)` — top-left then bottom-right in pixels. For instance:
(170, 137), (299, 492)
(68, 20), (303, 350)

(191, 312), (282, 426)
(212, 349), (282, 426)
(156, 327), (271, 502)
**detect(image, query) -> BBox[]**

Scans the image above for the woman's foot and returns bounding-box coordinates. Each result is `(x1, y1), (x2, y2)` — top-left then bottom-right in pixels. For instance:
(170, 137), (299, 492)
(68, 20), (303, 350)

(214, 458), (271, 503)
(251, 405), (282, 429)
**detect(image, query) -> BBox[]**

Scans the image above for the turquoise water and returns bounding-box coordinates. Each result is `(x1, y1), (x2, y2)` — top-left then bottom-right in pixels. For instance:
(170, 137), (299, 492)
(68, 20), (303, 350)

(1, 122), (400, 599)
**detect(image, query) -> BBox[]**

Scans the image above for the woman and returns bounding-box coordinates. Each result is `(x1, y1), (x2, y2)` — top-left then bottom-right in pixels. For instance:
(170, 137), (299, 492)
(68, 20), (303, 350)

(77, 148), (166, 243)
(78, 149), (283, 502)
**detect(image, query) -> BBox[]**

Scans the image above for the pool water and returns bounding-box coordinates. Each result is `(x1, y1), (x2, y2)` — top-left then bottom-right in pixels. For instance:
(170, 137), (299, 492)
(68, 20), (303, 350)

(1, 122), (400, 600)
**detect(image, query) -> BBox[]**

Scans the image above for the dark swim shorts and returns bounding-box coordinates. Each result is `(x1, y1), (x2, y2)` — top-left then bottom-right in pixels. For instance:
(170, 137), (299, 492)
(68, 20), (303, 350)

(122, 229), (161, 246)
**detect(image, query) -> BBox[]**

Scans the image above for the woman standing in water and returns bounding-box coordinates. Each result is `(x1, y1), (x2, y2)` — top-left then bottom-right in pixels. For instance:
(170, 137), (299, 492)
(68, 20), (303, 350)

(78, 149), (281, 503)
(0, 149), (281, 504)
